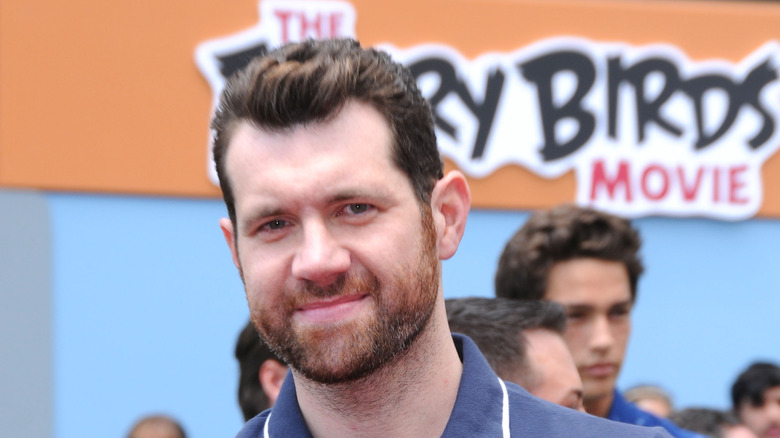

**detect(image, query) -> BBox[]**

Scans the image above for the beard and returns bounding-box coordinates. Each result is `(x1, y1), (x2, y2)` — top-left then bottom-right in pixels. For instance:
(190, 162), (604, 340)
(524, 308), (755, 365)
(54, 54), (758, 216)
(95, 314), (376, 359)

(250, 209), (440, 384)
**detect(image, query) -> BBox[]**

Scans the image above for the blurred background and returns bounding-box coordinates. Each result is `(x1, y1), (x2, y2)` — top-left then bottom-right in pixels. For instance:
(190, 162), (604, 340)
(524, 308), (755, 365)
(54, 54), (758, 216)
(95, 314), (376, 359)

(2, 0), (780, 436)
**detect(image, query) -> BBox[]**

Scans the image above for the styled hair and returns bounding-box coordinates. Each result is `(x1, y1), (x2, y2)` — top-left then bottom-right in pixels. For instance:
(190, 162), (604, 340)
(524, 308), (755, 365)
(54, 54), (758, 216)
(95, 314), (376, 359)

(235, 320), (287, 421)
(668, 408), (741, 438)
(211, 38), (442, 226)
(445, 297), (566, 381)
(495, 204), (644, 302)
(731, 361), (780, 410)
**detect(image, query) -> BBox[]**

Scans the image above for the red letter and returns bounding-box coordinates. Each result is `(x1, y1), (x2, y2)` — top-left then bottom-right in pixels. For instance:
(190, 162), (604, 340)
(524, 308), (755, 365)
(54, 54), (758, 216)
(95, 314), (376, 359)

(274, 10), (294, 43)
(641, 164), (669, 201)
(329, 13), (344, 37)
(729, 165), (749, 204)
(712, 167), (721, 203)
(591, 160), (632, 201)
(678, 166), (704, 202)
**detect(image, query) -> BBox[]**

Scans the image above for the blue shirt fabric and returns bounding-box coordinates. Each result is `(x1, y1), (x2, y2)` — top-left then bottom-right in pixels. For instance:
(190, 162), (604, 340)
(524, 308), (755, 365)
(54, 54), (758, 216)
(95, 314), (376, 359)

(237, 334), (672, 437)
(609, 390), (708, 438)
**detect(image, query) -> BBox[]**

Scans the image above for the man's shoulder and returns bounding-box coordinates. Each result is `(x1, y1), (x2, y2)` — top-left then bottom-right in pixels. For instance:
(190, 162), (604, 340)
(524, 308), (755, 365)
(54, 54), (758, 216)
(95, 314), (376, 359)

(505, 385), (672, 437)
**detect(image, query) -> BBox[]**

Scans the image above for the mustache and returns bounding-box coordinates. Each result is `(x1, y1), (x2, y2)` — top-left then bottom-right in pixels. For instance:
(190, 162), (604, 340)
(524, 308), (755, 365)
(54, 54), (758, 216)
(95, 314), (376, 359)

(292, 271), (381, 302)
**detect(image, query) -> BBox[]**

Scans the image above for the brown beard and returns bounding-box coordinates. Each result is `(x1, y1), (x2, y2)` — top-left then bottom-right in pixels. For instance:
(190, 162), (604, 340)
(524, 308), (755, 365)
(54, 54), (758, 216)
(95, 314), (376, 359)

(251, 208), (439, 384)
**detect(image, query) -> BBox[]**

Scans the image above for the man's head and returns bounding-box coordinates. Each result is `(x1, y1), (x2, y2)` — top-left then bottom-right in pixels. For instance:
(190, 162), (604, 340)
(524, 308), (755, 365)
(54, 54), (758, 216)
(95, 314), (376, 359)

(669, 408), (758, 438)
(235, 320), (288, 421)
(212, 38), (442, 227)
(731, 362), (780, 438)
(494, 205), (643, 412)
(214, 39), (470, 386)
(127, 415), (186, 438)
(445, 297), (584, 410)
(624, 384), (674, 418)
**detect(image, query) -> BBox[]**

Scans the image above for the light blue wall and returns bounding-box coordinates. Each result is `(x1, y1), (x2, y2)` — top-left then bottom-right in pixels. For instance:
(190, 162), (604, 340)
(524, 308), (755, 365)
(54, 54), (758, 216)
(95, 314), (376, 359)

(42, 193), (780, 437)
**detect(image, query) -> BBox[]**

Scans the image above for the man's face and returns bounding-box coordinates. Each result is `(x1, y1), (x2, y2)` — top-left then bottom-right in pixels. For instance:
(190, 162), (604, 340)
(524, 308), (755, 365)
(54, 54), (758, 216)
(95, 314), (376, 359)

(544, 258), (632, 406)
(739, 386), (780, 438)
(523, 328), (585, 411)
(725, 424), (759, 438)
(221, 101), (440, 384)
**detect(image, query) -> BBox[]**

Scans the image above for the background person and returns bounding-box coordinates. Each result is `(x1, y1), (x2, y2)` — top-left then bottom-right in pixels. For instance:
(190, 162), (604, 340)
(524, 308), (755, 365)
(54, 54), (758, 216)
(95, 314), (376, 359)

(495, 204), (705, 438)
(731, 362), (780, 438)
(669, 408), (758, 438)
(625, 384), (675, 418)
(126, 414), (186, 438)
(445, 297), (584, 411)
(235, 319), (288, 421)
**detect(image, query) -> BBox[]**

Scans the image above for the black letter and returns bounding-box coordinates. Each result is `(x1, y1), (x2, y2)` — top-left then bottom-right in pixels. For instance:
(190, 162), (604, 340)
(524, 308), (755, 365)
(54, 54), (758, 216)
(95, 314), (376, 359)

(608, 57), (683, 143)
(409, 58), (505, 160)
(520, 51), (595, 161)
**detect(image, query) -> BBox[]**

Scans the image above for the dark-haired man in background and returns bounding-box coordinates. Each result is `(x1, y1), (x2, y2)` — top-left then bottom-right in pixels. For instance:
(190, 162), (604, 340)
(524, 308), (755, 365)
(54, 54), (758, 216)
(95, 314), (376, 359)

(731, 362), (780, 438)
(495, 204), (704, 438)
(445, 297), (584, 411)
(234, 320), (288, 421)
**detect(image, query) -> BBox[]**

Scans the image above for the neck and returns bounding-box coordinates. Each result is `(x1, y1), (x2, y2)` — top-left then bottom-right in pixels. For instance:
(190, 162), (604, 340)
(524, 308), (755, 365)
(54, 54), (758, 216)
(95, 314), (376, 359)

(584, 390), (615, 418)
(294, 303), (462, 438)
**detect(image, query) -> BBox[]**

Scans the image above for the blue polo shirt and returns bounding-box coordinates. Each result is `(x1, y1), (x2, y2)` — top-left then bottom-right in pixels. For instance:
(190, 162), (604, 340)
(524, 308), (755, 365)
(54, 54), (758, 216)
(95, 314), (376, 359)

(609, 390), (708, 438)
(237, 334), (672, 437)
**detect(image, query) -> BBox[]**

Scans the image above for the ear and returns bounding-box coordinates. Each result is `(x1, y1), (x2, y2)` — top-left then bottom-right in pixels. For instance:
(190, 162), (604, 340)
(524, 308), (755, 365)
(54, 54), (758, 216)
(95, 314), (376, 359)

(220, 217), (241, 272)
(430, 170), (471, 260)
(258, 359), (288, 407)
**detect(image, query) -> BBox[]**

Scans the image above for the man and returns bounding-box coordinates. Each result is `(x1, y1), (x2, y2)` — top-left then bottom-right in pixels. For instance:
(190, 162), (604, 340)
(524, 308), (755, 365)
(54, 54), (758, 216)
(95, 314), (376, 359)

(445, 297), (584, 411)
(625, 384), (675, 418)
(126, 414), (186, 438)
(213, 38), (671, 437)
(669, 408), (758, 438)
(495, 204), (703, 437)
(731, 362), (780, 438)
(235, 320), (288, 421)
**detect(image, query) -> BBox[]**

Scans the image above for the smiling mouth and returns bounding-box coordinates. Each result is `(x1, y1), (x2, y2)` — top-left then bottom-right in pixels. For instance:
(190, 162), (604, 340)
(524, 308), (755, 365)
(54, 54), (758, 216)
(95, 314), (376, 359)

(295, 294), (369, 323)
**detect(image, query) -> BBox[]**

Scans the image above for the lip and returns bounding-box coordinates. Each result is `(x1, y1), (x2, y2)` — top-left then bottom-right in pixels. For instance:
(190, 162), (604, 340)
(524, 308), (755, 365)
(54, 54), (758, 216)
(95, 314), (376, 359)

(582, 363), (617, 378)
(766, 426), (780, 437)
(294, 294), (369, 324)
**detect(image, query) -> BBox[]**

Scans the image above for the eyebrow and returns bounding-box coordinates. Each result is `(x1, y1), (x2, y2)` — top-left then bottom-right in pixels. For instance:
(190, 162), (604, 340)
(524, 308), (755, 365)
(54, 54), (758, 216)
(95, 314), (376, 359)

(238, 189), (394, 233)
(563, 300), (633, 311)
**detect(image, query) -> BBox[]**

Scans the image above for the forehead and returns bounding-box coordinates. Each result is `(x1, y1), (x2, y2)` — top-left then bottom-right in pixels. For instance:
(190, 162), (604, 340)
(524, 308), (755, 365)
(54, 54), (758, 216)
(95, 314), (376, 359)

(544, 258), (632, 306)
(224, 101), (406, 213)
(226, 100), (394, 171)
(525, 329), (576, 370)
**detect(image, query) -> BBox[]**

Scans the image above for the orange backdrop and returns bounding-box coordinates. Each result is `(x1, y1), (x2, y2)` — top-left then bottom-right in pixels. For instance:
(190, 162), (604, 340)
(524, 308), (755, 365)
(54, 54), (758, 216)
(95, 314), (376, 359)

(2, 0), (780, 215)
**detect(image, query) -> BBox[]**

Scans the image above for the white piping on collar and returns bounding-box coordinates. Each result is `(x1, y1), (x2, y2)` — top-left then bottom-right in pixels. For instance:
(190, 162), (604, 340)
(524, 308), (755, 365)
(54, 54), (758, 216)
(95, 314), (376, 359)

(498, 377), (510, 437)
(263, 412), (271, 438)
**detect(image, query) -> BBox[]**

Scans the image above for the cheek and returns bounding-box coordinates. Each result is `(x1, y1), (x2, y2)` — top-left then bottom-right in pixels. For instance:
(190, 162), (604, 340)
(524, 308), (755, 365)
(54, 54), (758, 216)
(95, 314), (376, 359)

(563, 327), (589, 363)
(613, 320), (632, 347)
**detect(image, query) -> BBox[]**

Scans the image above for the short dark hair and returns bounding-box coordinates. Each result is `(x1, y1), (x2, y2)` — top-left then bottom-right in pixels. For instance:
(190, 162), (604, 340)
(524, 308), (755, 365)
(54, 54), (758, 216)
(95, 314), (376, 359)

(235, 320), (287, 421)
(211, 38), (442, 226)
(495, 204), (644, 302)
(668, 408), (741, 438)
(731, 361), (780, 410)
(445, 297), (566, 380)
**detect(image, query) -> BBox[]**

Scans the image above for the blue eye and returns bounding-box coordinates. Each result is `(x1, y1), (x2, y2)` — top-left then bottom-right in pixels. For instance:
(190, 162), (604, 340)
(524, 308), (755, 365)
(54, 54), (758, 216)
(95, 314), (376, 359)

(263, 219), (288, 231)
(346, 203), (371, 214)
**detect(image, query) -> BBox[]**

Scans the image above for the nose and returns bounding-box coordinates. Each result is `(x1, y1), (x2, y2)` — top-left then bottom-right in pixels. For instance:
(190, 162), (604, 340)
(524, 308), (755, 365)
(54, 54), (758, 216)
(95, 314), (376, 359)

(589, 315), (614, 353)
(291, 219), (350, 286)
